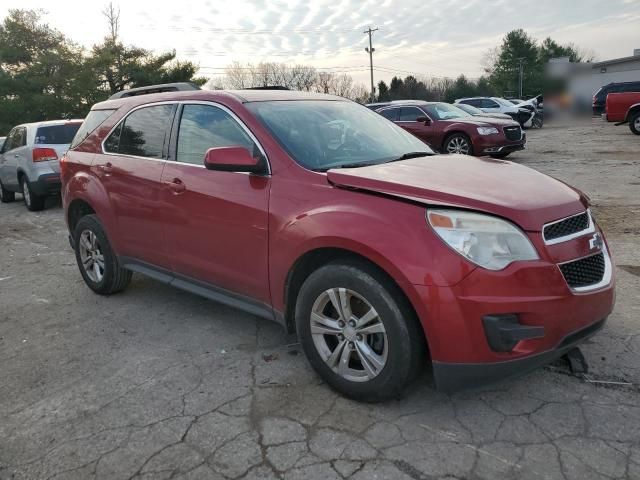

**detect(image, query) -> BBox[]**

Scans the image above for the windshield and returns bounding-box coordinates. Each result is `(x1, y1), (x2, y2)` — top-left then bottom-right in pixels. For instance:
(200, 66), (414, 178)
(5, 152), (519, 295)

(422, 103), (471, 120)
(246, 100), (433, 171)
(456, 103), (484, 115)
(35, 123), (82, 145)
(494, 98), (515, 108)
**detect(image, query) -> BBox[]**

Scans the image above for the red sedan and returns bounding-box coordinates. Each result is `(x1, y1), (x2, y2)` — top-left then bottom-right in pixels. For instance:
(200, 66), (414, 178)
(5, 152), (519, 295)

(371, 100), (526, 158)
(62, 87), (613, 400)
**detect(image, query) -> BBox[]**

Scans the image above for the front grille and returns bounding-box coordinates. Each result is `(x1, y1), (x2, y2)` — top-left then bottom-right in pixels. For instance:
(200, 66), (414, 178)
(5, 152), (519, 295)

(503, 126), (522, 141)
(544, 212), (589, 241)
(559, 253), (605, 288)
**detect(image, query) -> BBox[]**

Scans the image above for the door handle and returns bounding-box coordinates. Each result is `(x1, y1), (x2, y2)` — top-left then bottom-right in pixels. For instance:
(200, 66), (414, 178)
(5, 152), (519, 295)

(97, 162), (113, 175)
(14, 154), (20, 158)
(164, 178), (186, 194)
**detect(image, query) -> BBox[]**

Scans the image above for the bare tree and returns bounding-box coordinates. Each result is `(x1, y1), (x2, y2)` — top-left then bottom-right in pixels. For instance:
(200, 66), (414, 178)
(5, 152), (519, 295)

(103, 2), (120, 43)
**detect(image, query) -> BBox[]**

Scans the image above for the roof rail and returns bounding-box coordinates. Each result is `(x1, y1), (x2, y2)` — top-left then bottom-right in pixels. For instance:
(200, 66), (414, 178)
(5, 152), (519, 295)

(243, 86), (290, 90)
(108, 82), (201, 100)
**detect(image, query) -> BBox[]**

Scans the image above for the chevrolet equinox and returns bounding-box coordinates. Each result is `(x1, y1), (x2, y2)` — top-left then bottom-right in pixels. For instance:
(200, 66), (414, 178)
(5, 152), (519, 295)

(61, 87), (615, 401)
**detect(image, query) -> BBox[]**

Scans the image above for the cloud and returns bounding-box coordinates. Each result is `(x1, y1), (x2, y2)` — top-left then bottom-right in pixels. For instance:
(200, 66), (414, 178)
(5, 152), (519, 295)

(1, 0), (637, 84)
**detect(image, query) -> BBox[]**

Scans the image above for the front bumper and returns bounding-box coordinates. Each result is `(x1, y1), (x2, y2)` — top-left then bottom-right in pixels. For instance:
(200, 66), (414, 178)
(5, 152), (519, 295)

(482, 143), (526, 154)
(433, 317), (607, 393)
(30, 173), (61, 196)
(412, 246), (615, 393)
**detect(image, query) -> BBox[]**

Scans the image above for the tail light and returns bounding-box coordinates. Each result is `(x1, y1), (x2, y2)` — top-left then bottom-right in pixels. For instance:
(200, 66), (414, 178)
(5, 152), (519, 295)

(32, 147), (58, 162)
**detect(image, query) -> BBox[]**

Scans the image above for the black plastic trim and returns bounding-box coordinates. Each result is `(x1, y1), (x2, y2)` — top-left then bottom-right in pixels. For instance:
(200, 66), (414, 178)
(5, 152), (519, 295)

(30, 173), (61, 195)
(482, 314), (545, 352)
(433, 317), (607, 393)
(119, 256), (281, 326)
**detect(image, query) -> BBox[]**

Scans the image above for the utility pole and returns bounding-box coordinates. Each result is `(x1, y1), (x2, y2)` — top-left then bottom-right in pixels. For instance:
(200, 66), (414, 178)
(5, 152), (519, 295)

(364, 26), (378, 103)
(517, 58), (525, 98)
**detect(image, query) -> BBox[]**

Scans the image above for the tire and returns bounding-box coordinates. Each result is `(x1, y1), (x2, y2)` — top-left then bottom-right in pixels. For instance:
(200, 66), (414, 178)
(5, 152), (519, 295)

(295, 261), (425, 401)
(630, 112), (640, 135)
(20, 176), (45, 211)
(0, 180), (15, 203)
(73, 214), (132, 295)
(444, 133), (473, 155)
(490, 152), (511, 159)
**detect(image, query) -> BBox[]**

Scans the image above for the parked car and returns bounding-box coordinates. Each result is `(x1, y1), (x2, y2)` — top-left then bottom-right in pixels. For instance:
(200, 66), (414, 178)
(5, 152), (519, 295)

(455, 96), (537, 128)
(371, 100), (525, 158)
(604, 92), (640, 135)
(0, 120), (83, 210)
(62, 85), (614, 401)
(454, 102), (513, 120)
(593, 81), (640, 116)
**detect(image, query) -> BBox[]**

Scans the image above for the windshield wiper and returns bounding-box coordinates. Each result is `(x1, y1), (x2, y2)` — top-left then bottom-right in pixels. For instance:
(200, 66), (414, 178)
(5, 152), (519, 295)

(315, 161), (382, 172)
(388, 151), (433, 162)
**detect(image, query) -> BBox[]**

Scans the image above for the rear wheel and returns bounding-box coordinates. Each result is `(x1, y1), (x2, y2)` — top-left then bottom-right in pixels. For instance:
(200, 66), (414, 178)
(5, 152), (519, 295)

(295, 261), (425, 401)
(73, 214), (132, 295)
(630, 112), (640, 135)
(20, 177), (45, 211)
(444, 133), (473, 155)
(0, 180), (15, 203)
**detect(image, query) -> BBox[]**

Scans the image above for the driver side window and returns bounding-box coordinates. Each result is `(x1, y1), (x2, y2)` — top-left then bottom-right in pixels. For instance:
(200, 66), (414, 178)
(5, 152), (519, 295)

(176, 104), (260, 165)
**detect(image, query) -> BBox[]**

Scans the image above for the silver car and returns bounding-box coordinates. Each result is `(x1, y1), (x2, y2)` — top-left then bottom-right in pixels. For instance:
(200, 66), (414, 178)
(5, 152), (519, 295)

(0, 120), (82, 211)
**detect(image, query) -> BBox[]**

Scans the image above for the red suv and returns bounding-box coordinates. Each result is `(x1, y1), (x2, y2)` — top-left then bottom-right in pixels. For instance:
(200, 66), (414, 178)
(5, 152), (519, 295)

(372, 101), (525, 158)
(62, 85), (614, 400)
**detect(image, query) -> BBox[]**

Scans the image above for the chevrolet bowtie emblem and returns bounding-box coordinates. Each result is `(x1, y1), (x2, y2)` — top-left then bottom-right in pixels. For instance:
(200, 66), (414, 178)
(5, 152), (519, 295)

(589, 233), (604, 251)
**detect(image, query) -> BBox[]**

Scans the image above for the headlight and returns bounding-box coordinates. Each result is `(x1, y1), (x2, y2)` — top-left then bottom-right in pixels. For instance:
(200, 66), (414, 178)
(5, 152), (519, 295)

(427, 209), (539, 270)
(477, 127), (499, 135)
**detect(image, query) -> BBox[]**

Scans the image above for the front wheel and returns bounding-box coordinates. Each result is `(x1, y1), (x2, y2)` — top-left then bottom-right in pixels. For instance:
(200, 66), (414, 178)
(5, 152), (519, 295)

(630, 112), (640, 135)
(295, 261), (425, 401)
(444, 134), (473, 155)
(73, 214), (132, 295)
(21, 177), (45, 211)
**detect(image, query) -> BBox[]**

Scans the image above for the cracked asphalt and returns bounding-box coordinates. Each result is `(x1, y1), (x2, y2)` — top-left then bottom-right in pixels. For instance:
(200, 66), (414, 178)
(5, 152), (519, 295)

(1, 119), (639, 480)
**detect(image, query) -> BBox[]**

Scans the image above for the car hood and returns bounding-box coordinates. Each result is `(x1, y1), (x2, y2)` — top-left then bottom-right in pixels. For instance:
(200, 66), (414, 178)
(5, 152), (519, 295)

(439, 117), (518, 128)
(471, 114), (515, 123)
(327, 155), (586, 231)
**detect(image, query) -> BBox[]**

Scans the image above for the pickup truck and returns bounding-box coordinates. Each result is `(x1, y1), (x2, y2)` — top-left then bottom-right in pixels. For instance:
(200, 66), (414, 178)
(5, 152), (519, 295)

(604, 92), (640, 135)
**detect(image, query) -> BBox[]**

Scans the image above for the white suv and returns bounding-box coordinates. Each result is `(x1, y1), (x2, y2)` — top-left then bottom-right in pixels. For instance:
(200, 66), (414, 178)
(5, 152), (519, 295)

(0, 120), (82, 211)
(455, 97), (522, 115)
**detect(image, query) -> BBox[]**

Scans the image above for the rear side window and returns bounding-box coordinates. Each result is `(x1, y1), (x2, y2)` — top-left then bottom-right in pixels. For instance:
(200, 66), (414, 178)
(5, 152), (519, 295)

(5, 127), (27, 150)
(70, 110), (115, 148)
(379, 108), (398, 120)
(176, 104), (258, 165)
(399, 107), (423, 121)
(36, 123), (82, 145)
(481, 99), (499, 108)
(104, 104), (174, 158)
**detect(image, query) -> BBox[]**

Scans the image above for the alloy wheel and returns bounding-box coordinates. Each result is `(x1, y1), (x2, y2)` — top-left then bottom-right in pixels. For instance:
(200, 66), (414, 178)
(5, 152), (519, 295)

(446, 136), (470, 154)
(310, 287), (388, 382)
(22, 181), (31, 207)
(635, 116), (640, 131)
(78, 230), (105, 283)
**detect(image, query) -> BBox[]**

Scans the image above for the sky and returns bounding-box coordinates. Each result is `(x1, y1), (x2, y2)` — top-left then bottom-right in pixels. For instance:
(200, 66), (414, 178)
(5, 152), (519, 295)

(2, 0), (640, 87)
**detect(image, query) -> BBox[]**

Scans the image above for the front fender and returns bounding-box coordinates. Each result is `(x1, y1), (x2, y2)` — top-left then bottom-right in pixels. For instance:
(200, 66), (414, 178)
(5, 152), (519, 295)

(268, 185), (476, 315)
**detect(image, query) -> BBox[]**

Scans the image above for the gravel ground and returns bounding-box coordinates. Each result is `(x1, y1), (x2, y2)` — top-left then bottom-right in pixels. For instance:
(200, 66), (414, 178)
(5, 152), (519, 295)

(0, 119), (639, 480)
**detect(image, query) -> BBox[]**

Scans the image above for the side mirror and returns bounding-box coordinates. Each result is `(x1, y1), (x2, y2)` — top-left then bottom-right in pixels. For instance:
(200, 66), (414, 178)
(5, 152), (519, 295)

(203, 146), (265, 174)
(416, 116), (431, 125)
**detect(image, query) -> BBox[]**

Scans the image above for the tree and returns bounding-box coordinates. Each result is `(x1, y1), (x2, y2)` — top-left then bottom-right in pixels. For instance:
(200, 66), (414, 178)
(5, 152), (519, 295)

(488, 29), (541, 96)
(88, 2), (206, 95)
(538, 37), (592, 64)
(377, 80), (389, 101)
(0, 9), (92, 133)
